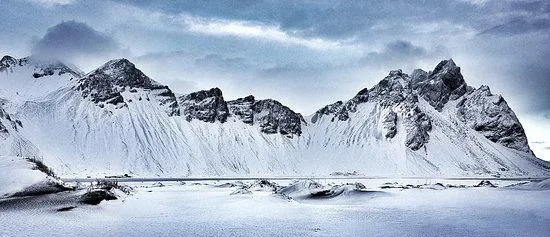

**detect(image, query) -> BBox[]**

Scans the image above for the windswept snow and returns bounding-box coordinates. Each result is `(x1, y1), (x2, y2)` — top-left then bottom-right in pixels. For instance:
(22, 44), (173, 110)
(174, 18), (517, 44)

(0, 156), (68, 197)
(1, 179), (549, 237)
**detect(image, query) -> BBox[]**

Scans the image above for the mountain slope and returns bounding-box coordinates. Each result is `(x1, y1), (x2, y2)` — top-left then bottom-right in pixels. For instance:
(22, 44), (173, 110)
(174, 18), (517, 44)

(0, 56), (547, 178)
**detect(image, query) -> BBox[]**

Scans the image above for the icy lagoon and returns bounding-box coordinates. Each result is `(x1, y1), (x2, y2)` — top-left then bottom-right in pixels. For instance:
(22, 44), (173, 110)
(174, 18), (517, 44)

(1, 178), (549, 237)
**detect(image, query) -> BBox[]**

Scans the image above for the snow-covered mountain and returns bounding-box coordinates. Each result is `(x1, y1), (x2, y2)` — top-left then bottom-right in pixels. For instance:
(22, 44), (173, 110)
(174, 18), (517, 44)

(0, 55), (548, 177)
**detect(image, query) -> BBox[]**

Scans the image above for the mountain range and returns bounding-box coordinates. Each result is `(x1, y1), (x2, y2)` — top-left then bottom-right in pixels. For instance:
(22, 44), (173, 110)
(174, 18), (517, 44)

(0, 55), (548, 178)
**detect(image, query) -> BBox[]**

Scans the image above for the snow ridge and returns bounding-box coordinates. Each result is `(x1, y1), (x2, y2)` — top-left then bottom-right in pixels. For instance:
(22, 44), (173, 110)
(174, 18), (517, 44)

(0, 55), (548, 178)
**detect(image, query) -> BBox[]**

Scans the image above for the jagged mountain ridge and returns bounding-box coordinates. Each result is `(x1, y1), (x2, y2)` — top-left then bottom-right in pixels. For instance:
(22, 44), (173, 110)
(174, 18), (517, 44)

(0, 55), (547, 177)
(311, 60), (530, 153)
(1, 55), (81, 79)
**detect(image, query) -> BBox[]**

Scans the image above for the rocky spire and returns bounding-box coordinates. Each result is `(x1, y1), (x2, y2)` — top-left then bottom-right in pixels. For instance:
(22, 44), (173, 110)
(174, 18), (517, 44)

(412, 58), (469, 111)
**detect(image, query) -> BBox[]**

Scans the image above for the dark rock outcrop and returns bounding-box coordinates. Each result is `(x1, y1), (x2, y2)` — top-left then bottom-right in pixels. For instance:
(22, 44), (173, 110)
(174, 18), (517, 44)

(411, 59), (469, 111)
(32, 62), (79, 78)
(254, 99), (304, 136)
(178, 88), (229, 123)
(227, 95), (255, 124)
(456, 85), (531, 153)
(79, 189), (117, 205)
(0, 55), (19, 72)
(474, 180), (497, 188)
(402, 104), (432, 150)
(228, 96), (305, 137)
(381, 109), (397, 139)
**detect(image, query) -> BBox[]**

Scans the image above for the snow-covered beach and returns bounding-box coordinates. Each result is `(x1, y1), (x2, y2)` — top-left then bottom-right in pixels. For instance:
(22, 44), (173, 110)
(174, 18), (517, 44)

(2, 179), (549, 237)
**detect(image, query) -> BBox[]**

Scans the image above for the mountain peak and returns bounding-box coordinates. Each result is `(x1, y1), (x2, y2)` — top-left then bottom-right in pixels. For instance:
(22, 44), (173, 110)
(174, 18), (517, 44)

(432, 59), (457, 74)
(0, 55), (18, 72)
(430, 58), (460, 75)
(86, 58), (154, 89)
(105, 58), (132, 67)
(179, 87), (229, 123)
(429, 58), (465, 92)
(0, 55), (17, 66)
(388, 69), (404, 77)
(312, 58), (532, 153)
(77, 58), (180, 116)
(95, 58), (137, 75)
(412, 58), (467, 110)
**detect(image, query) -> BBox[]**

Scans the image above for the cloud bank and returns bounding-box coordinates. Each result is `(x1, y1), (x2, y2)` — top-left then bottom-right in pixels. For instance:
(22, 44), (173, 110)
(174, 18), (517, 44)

(31, 21), (122, 69)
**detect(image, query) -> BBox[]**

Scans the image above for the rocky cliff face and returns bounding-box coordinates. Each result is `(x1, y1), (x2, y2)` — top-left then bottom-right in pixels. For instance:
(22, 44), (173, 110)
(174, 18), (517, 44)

(228, 96), (305, 137)
(456, 85), (531, 153)
(411, 59), (470, 111)
(179, 88), (229, 123)
(228, 95), (255, 124)
(176, 89), (305, 136)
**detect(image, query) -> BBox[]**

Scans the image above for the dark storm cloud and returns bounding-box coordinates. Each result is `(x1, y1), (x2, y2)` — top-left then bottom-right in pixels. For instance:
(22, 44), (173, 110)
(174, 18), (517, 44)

(31, 21), (121, 62)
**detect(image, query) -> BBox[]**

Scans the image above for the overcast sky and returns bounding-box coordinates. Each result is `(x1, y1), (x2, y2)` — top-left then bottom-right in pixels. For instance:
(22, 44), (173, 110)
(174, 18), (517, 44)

(1, 0), (549, 160)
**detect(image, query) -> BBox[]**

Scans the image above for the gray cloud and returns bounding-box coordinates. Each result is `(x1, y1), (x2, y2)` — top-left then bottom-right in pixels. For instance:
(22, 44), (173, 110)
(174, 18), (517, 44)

(478, 18), (550, 36)
(195, 54), (252, 71)
(358, 40), (449, 73)
(508, 1), (549, 13)
(111, 1), (478, 40)
(111, 0), (550, 41)
(31, 21), (122, 67)
(360, 41), (428, 63)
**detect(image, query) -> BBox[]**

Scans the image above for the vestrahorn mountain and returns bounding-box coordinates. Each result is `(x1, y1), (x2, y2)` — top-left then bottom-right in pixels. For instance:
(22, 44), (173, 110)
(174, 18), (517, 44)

(0, 55), (548, 178)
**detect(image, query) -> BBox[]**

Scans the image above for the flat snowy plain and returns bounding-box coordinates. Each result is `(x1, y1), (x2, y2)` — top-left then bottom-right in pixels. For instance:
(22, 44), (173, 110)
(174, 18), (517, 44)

(1, 178), (549, 237)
